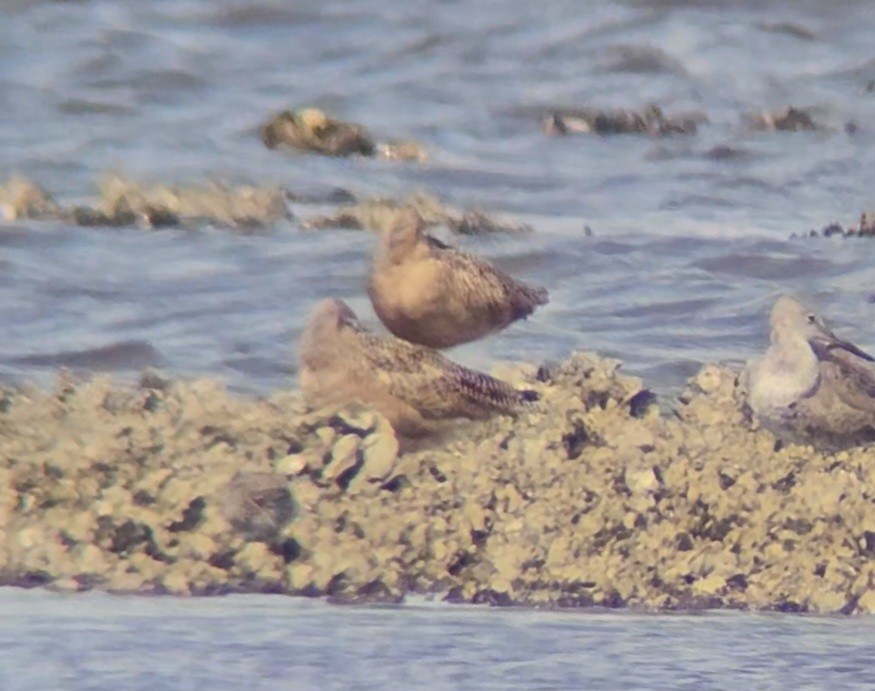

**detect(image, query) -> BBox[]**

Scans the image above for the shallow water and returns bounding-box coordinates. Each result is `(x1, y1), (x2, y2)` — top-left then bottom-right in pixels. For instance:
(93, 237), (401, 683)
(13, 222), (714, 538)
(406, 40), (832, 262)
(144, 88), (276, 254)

(2, 589), (875, 690)
(3, 0), (875, 396)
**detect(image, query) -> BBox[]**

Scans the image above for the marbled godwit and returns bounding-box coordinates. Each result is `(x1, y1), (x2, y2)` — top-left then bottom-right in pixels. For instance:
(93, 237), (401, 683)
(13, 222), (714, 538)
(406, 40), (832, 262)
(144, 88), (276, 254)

(367, 208), (548, 349)
(298, 298), (539, 436)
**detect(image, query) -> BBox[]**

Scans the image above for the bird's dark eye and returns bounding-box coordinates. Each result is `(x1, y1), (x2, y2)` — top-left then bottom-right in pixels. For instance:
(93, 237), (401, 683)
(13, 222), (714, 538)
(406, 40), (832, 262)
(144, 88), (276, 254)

(807, 314), (816, 323)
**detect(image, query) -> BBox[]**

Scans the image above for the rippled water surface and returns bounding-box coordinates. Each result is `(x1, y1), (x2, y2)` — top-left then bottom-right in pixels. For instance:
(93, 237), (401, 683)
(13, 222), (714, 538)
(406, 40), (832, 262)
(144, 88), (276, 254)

(3, 0), (875, 395)
(3, 589), (875, 690)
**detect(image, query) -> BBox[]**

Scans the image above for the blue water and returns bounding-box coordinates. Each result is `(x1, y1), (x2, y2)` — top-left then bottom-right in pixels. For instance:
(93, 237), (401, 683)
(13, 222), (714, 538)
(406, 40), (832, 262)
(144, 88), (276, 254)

(1, 590), (874, 690)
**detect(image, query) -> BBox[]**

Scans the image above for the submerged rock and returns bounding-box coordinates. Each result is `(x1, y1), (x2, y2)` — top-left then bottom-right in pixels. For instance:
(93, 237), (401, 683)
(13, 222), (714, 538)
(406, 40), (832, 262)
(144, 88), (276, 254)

(749, 106), (823, 132)
(597, 45), (689, 76)
(0, 175), (525, 236)
(94, 175), (291, 229)
(758, 22), (817, 41)
(0, 175), (291, 230)
(262, 107), (427, 162)
(0, 176), (63, 221)
(541, 104), (699, 137)
(375, 141), (429, 163)
(263, 108), (376, 157)
(803, 212), (875, 239)
(302, 191), (531, 235)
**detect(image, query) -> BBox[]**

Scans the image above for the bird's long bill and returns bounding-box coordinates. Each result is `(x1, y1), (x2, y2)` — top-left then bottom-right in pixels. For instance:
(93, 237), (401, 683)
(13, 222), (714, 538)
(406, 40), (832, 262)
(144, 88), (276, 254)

(822, 327), (875, 362)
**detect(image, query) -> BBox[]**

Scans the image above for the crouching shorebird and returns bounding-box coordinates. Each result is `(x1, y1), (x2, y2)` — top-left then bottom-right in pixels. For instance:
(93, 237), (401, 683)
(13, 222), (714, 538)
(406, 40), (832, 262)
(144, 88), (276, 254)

(745, 295), (875, 445)
(298, 298), (540, 436)
(367, 208), (548, 349)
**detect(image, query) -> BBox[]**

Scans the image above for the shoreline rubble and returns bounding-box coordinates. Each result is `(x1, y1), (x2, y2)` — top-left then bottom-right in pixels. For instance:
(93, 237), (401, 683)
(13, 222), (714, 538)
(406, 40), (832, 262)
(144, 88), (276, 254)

(0, 176), (530, 236)
(541, 105), (700, 137)
(301, 191), (533, 235)
(262, 107), (427, 162)
(3, 352), (875, 614)
(802, 212), (875, 239)
(748, 106), (825, 132)
(0, 175), (292, 230)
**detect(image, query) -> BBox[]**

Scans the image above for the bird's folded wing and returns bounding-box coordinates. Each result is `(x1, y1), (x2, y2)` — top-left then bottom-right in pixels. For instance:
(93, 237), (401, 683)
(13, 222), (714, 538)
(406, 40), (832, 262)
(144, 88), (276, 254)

(355, 333), (463, 417)
(810, 336), (875, 410)
(440, 250), (545, 321)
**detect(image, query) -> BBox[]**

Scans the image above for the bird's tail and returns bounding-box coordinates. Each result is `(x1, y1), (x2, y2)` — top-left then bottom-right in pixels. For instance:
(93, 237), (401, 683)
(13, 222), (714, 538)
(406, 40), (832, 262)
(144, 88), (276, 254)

(450, 364), (540, 415)
(512, 284), (549, 320)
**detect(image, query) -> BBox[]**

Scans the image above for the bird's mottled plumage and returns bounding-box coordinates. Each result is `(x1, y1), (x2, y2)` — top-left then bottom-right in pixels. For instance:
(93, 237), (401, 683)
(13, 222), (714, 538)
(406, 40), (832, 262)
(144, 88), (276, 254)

(298, 298), (539, 436)
(745, 295), (875, 445)
(367, 208), (548, 349)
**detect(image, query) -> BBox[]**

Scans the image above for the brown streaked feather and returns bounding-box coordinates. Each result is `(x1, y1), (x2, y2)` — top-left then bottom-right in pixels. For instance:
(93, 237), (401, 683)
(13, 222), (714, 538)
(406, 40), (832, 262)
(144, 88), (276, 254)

(436, 360), (540, 418)
(438, 248), (549, 321)
(353, 326), (536, 418)
(298, 298), (539, 436)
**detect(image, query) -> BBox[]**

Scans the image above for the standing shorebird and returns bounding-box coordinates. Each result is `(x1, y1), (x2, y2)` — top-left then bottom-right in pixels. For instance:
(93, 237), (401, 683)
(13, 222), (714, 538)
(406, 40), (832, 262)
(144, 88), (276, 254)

(367, 208), (549, 349)
(298, 298), (540, 436)
(745, 295), (875, 444)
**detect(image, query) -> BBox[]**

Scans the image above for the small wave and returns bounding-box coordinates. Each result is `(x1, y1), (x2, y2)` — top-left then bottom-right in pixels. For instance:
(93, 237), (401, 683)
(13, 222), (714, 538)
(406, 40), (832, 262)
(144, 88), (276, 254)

(11, 340), (165, 371)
